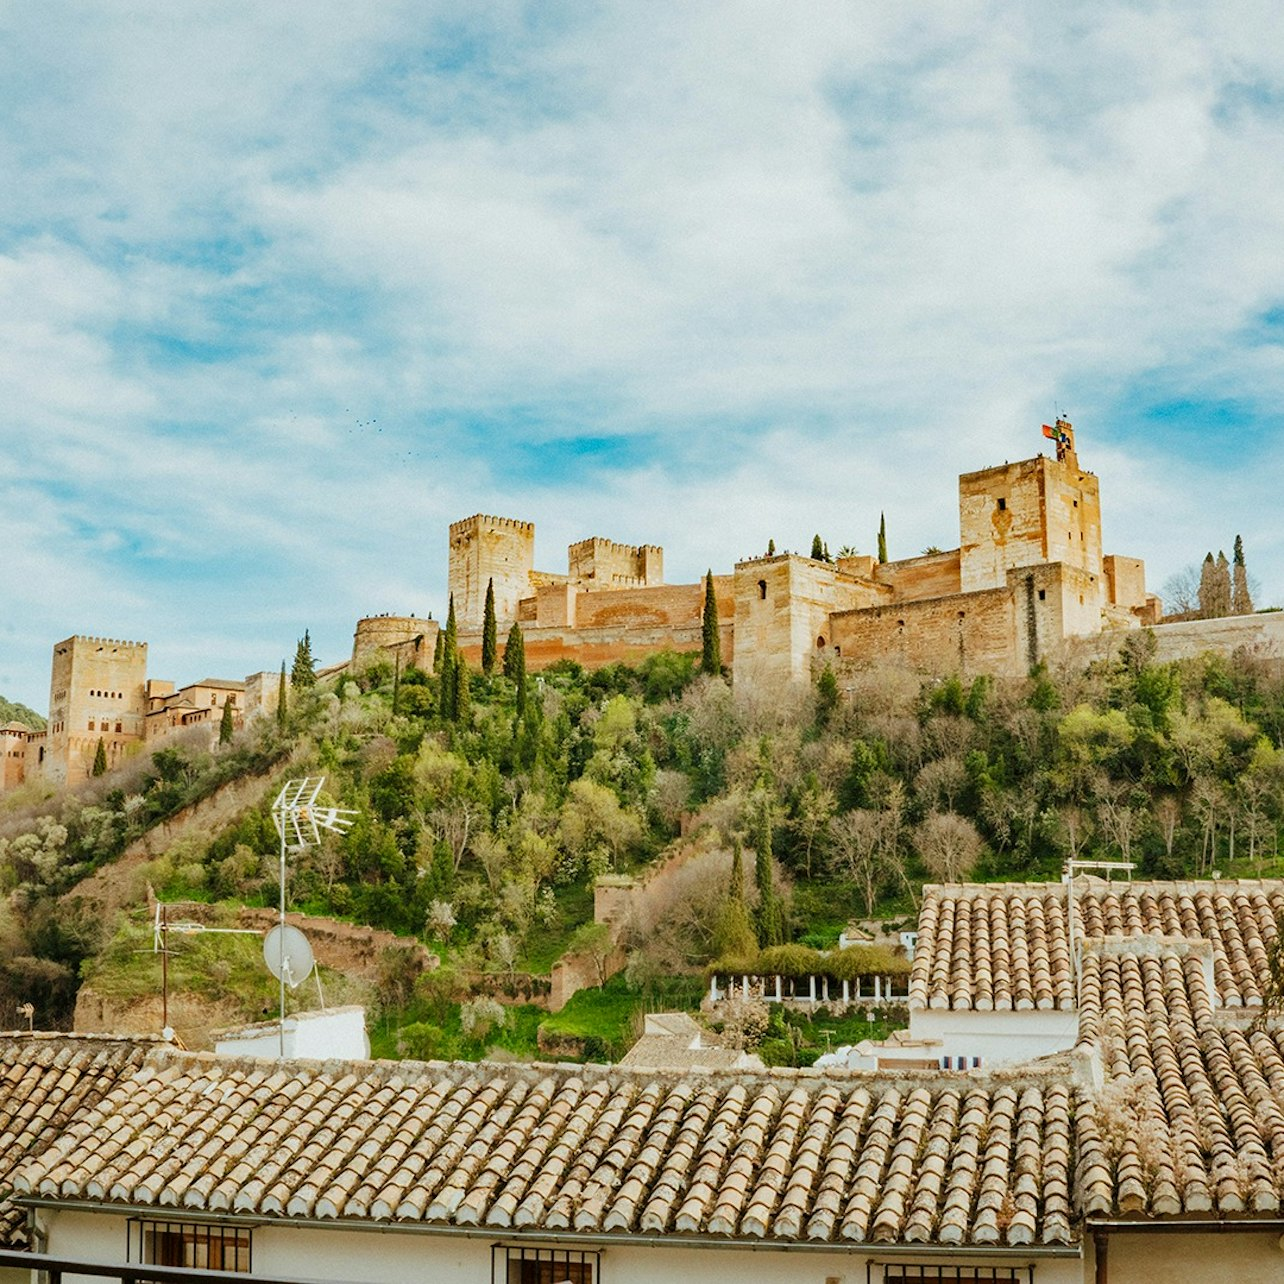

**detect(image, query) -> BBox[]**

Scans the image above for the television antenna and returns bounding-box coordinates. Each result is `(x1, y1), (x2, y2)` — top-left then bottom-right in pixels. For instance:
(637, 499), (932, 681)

(17, 1002), (34, 1032)
(270, 777), (357, 1057)
(150, 901), (261, 1040)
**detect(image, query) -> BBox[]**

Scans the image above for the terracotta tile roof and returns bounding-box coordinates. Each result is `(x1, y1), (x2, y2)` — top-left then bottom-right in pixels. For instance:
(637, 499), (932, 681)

(13, 1054), (1075, 1247)
(1074, 937), (1284, 1219)
(910, 879), (1284, 1012)
(0, 1034), (156, 1247)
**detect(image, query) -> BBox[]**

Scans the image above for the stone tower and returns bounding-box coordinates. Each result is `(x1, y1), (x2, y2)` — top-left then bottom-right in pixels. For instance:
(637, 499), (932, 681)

(957, 440), (1103, 596)
(447, 515), (536, 629)
(44, 635), (148, 784)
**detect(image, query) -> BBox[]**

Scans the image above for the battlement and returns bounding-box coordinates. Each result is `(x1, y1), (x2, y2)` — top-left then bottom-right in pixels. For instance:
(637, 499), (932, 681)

(568, 537), (664, 559)
(449, 514), (535, 537)
(65, 636), (147, 651)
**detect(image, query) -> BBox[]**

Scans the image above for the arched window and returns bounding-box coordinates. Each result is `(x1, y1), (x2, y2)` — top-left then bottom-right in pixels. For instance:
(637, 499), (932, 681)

(757, 580), (767, 600)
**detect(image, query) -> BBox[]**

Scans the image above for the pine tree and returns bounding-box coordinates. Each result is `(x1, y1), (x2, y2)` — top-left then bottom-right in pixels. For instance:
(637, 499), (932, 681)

(291, 630), (316, 688)
(481, 578), (498, 676)
(1215, 551), (1232, 618)
(91, 737), (107, 776)
(810, 534), (824, 561)
(276, 663), (288, 728)
(701, 570), (721, 676)
(766, 539), (776, 556)
(1233, 535), (1254, 615)
(219, 697), (235, 745)
(1198, 552), (1217, 619)
(503, 621), (527, 714)
(439, 595), (458, 720)
(878, 512), (888, 563)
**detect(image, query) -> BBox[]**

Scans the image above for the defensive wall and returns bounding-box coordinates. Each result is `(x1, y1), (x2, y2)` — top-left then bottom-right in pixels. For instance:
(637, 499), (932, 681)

(351, 614), (439, 673)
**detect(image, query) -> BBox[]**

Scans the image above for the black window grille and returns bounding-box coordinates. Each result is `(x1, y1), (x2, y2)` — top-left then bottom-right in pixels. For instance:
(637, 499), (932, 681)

(127, 1219), (251, 1275)
(873, 1266), (1033, 1283)
(492, 1244), (599, 1284)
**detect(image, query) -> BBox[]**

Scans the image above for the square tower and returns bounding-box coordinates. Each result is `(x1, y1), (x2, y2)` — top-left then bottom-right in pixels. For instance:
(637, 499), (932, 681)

(447, 515), (536, 629)
(45, 635), (148, 784)
(958, 449), (1102, 596)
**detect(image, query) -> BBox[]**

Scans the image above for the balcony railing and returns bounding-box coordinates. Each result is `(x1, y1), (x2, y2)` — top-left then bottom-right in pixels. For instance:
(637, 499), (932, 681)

(0, 1247), (360, 1284)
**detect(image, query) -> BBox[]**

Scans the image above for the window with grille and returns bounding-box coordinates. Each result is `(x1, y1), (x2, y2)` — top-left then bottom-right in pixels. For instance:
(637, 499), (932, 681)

(128, 1219), (251, 1273)
(873, 1266), (1032, 1283)
(492, 1244), (599, 1284)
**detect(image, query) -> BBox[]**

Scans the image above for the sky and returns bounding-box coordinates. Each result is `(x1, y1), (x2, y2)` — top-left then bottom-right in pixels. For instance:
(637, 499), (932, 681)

(2, 2), (1283, 712)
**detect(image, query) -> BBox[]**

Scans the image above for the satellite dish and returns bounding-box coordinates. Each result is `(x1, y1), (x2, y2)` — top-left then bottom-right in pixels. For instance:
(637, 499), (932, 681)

(263, 925), (315, 989)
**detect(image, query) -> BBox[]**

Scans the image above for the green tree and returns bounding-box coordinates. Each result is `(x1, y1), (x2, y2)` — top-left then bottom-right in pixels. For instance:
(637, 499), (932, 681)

(1233, 535), (1254, 615)
(503, 621), (527, 713)
(878, 511), (888, 563)
(754, 801), (786, 945)
(701, 570), (721, 676)
(815, 666), (839, 729)
(276, 662), (288, 728)
(291, 630), (316, 688)
(218, 698), (235, 745)
(810, 534), (824, 561)
(91, 737), (107, 776)
(481, 578), (498, 676)
(453, 655), (471, 725)
(767, 538), (776, 556)
(433, 627), (445, 672)
(439, 595), (458, 721)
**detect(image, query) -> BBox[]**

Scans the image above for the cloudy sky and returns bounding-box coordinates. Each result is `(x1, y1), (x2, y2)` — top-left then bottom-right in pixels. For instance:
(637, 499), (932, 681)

(2, 2), (1282, 711)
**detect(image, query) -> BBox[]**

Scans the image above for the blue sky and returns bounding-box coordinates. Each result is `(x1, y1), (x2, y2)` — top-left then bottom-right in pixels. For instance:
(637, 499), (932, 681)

(2, 2), (1283, 711)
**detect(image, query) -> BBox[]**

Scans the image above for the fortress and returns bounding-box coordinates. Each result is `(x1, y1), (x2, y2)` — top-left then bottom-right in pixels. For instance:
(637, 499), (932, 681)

(7, 422), (1279, 799)
(354, 422), (1173, 687)
(0, 637), (280, 793)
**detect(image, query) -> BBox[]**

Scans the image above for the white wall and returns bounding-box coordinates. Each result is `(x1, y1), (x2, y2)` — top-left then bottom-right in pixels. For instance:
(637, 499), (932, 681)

(214, 1006), (369, 1061)
(36, 1207), (1085, 1284)
(908, 1008), (1079, 1067)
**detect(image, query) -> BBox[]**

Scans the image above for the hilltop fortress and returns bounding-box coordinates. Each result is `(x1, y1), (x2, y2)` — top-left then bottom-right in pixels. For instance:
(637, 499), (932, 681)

(356, 422), (1185, 687)
(7, 423), (1281, 796)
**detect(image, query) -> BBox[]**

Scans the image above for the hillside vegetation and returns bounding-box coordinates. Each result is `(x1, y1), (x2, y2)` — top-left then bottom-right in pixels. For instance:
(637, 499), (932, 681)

(2, 630), (1283, 1063)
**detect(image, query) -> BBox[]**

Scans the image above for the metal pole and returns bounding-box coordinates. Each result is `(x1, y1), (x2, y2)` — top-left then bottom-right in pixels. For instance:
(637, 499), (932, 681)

(161, 903), (168, 1033)
(279, 821), (287, 1058)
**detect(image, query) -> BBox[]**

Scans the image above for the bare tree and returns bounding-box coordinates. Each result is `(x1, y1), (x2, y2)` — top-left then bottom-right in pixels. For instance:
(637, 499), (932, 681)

(915, 755), (967, 813)
(828, 809), (884, 916)
(912, 812), (983, 884)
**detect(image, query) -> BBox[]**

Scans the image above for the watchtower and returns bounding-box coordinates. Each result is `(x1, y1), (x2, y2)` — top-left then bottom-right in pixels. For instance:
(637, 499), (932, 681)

(45, 635), (148, 783)
(447, 515), (536, 629)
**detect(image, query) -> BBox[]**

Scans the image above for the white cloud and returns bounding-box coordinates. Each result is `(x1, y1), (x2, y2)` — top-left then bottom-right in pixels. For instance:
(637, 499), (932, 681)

(1, 2), (1283, 707)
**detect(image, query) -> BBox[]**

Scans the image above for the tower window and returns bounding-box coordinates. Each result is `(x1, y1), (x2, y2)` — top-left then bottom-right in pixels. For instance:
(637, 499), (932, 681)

(757, 580), (767, 600)
(997, 497), (1006, 510)
(1038, 589), (1046, 601)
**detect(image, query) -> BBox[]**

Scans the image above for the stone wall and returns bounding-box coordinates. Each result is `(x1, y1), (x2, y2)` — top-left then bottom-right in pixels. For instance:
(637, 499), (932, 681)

(351, 615), (438, 669)
(875, 549), (964, 602)
(567, 537), (663, 586)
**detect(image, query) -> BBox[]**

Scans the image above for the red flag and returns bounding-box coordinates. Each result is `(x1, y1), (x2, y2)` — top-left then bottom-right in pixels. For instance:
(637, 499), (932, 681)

(1041, 424), (1057, 440)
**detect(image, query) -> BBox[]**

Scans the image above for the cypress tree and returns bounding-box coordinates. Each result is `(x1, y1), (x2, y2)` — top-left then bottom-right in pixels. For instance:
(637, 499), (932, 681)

(481, 578), (498, 676)
(391, 653), (401, 716)
(432, 626), (445, 672)
(1233, 535), (1254, 615)
(276, 663), (288, 728)
(754, 803), (785, 946)
(439, 595), (458, 720)
(730, 838), (745, 901)
(453, 655), (471, 724)
(701, 570), (721, 676)
(878, 512), (888, 563)
(219, 698), (235, 745)
(1198, 553), (1217, 619)
(810, 534), (824, 561)
(291, 630), (316, 688)
(92, 737), (107, 776)
(503, 622), (527, 714)
(767, 539), (776, 556)
(1215, 551), (1232, 618)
